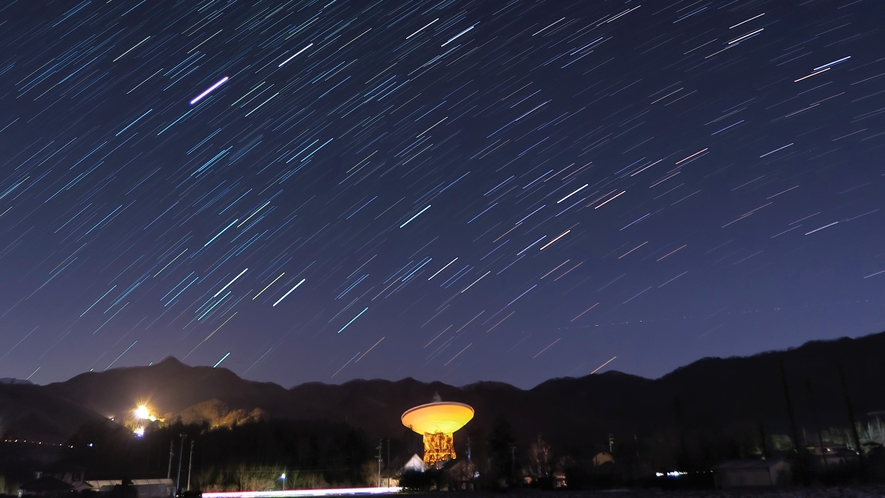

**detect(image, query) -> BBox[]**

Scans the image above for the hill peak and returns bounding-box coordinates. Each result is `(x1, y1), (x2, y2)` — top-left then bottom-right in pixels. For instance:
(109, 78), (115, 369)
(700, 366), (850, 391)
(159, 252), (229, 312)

(154, 356), (186, 367)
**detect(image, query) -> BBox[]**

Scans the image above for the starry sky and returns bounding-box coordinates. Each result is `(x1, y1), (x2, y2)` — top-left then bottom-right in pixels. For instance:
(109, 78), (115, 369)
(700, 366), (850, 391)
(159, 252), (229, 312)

(0, 0), (883, 389)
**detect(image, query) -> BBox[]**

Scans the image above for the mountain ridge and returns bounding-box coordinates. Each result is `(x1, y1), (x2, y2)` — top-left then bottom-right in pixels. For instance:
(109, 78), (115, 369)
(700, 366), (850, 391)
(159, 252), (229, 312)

(2, 331), (883, 448)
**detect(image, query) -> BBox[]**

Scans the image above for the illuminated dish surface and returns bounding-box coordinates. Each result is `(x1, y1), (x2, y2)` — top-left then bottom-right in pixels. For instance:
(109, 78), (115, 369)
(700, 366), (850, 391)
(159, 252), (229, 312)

(401, 401), (474, 434)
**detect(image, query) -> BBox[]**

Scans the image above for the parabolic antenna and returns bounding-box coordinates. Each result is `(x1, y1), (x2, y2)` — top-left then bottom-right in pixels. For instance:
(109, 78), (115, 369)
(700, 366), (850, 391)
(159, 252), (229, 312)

(401, 400), (474, 466)
(401, 401), (474, 434)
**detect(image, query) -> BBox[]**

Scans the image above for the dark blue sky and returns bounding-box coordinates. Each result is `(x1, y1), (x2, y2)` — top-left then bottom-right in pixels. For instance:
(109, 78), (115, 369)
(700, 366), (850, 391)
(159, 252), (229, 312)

(0, 0), (883, 388)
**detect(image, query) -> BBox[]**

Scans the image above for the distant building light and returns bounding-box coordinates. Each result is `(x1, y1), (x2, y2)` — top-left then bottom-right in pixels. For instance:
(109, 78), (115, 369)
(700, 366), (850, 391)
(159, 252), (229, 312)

(657, 471), (687, 478)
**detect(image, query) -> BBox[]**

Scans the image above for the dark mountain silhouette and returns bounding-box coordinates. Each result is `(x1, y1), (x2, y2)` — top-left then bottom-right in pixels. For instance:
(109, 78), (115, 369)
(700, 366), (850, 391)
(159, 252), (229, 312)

(3, 331), (884, 449)
(0, 378), (32, 385)
(43, 356), (293, 419)
(0, 382), (113, 444)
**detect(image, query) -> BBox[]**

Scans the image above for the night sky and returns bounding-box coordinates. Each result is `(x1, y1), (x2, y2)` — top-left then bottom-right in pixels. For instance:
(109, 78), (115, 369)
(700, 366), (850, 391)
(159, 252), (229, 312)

(1, 0), (883, 389)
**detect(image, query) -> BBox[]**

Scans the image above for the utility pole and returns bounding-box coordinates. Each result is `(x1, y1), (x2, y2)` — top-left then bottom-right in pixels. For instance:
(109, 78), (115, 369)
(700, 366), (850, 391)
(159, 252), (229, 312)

(839, 366), (866, 481)
(186, 440), (194, 491)
(376, 440), (382, 487)
(779, 362), (801, 453)
(759, 423), (769, 459)
(806, 379), (828, 470)
(537, 434), (547, 478)
(674, 397), (689, 470)
(634, 433), (640, 460)
(176, 434), (187, 496)
(386, 439), (390, 487)
(167, 440), (175, 479)
(780, 362), (805, 484)
(634, 433), (641, 484)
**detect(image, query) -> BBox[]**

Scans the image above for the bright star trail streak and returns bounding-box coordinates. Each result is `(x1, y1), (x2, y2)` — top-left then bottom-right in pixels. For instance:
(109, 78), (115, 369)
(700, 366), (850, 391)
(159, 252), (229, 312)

(204, 219), (238, 246)
(428, 258), (457, 280)
(272, 279), (306, 307)
(0, 0), (882, 389)
(539, 230), (570, 251)
(278, 43), (314, 67)
(590, 356), (617, 374)
(254, 272), (285, 300)
(215, 268), (248, 297)
(189, 76), (229, 105)
(399, 205), (431, 228)
(338, 307), (369, 334)
(213, 352), (230, 368)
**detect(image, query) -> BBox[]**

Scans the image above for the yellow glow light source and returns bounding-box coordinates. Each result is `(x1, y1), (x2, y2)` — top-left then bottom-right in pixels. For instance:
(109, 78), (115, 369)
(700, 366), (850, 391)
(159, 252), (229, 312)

(401, 401), (474, 466)
(135, 405), (150, 419)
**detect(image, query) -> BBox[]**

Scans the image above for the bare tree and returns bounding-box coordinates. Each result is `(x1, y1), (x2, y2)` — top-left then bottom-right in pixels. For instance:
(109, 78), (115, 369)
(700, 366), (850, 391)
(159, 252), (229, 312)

(527, 435), (553, 479)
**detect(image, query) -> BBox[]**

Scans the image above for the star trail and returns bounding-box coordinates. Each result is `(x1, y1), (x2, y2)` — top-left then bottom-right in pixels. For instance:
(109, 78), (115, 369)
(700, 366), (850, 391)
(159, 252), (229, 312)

(0, 0), (884, 388)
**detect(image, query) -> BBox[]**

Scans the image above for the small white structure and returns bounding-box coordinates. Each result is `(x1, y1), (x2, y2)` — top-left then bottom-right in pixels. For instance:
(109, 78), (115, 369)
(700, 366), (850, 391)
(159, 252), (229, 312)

(402, 453), (427, 473)
(713, 459), (792, 488)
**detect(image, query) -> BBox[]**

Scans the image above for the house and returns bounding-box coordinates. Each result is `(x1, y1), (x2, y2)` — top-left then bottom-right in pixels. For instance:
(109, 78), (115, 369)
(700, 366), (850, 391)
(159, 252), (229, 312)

(713, 458), (791, 488)
(807, 446), (858, 468)
(20, 469), (89, 495)
(591, 451), (614, 467)
(18, 476), (75, 498)
(402, 454), (427, 473)
(442, 459), (477, 491)
(86, 479), (174, 498)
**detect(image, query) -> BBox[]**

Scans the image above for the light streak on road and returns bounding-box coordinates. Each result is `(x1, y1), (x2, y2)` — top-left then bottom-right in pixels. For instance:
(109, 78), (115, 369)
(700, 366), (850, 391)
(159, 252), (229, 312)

(204, 487), (401, 498)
